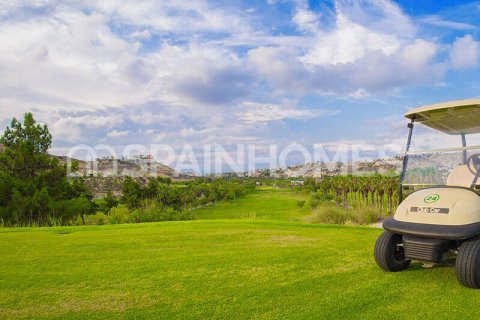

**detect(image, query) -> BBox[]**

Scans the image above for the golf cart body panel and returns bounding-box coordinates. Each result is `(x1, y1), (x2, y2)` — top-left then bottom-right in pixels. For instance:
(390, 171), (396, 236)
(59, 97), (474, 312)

(393, 187), (480, 226)
(386, 187), (480, 240)
(384, 218), (480, 240)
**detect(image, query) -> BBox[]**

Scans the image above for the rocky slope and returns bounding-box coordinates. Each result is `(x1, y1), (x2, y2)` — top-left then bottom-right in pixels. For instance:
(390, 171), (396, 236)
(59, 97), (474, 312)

(55, 156), (179, 178)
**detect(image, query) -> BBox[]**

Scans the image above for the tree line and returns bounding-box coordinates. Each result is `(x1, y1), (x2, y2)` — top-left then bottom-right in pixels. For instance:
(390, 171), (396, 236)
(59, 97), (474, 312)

(304, 175), (400, 215)
(98, 176), (256, 224)
(121, 176), (255, 211)
(0, 113), (256, 227)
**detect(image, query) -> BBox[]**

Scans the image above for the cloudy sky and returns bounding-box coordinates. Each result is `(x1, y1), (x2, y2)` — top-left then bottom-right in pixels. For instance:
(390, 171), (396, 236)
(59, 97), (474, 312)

(1, 0), (480, 170)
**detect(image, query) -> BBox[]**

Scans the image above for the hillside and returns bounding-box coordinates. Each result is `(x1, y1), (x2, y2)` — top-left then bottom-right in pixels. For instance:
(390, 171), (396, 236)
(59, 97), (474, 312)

(54, 156), (178, 178)
(216, 157), (403, 179)
(236, 152), (465, 180)
(268, 157), (401, 178)
(54, 155), (192, 197)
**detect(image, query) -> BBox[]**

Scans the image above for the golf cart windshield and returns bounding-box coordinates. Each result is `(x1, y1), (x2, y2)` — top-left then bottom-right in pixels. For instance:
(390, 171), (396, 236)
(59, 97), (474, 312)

(402, 99), (480, 189)
(403, 138), (480, 187)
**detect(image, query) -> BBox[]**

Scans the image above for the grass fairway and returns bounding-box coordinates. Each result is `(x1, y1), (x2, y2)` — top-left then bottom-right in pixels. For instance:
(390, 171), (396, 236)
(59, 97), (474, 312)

(194, 187), (310, 221)
(1, 220), (480, 319)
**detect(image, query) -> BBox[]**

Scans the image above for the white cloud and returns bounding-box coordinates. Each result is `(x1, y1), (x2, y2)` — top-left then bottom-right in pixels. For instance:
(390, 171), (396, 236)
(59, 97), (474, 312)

(293, 8), (320, 33)
(450, 35), (480, 69)
(419, 16), (478, 31)
(88, 0), (251, 35)
(401, 39), (437, 68)
(247, 1), (448, 95)
(0, 7), (146, 111)
(129, 29), (152, 40)
(130, 110), (182, 126)
(248, 39), (444, 95)
(0, 0), (471, 113)
(107, 129), (129, 138)
(335, 0), (415, 38)
(160, 43), (252, 105)
(247, 46), (308, 94)
(0, 1), (254, 116)
(302, 12), (401, 65)
(0, 0), (478, 158)
(52, 114), (123, 143)
(236, 102), (337, 123)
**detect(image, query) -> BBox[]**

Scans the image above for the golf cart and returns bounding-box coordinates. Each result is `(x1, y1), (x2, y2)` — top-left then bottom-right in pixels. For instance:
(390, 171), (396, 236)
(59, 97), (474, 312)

(374, 99), (480, 288)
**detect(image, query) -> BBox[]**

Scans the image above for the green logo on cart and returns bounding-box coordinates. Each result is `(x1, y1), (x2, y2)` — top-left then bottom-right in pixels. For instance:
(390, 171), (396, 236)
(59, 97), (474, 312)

(424, 194), (440, 203)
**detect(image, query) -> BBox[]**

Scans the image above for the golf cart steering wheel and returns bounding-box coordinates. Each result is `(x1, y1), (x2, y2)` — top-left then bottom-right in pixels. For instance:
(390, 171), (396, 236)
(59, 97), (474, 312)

(467, 154), (480, 175)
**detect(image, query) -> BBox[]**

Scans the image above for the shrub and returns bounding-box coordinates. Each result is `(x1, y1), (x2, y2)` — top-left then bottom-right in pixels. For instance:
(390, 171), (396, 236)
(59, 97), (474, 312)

(83, 211), (109, 225)
(351, 208), (382, 225)
(108, 201), (196, 224)
(304, 205), (382, 225)
(312, 192), (334, 202)
(297, 200), (306, 208)
(108, 206), (131, 224)
(47, 214), (63, 227)
(130, 206), (194, 223)
(310, 199), (320, 210)
(240, 212), (270, 220)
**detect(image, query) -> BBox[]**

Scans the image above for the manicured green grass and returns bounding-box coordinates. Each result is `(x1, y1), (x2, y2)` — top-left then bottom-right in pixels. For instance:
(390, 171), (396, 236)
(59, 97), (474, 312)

(1, 220), (479, 319)
(194, 187), (310, 221)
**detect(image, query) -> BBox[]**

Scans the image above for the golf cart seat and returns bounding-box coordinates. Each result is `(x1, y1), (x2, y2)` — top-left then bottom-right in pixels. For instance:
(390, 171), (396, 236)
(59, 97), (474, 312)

(446, 165), (476, 188)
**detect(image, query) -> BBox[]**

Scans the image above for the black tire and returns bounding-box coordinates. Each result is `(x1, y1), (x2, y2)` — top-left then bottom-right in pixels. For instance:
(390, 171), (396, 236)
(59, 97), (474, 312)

(374, 231), (411, 272)
(455, 238), (480, 289)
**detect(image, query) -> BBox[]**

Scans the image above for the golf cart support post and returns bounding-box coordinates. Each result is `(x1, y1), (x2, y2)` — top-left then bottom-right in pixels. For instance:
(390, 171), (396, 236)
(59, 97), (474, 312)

(399, 118), (415, 201)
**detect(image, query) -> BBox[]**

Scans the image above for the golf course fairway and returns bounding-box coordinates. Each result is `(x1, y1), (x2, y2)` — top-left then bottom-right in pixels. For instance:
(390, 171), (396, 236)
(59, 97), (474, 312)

(1, 220), (479, 319)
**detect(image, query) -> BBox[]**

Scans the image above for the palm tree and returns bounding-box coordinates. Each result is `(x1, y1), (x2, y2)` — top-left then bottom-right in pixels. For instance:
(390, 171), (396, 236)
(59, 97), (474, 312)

(341, 175), (351, 209)
(377, 176), (387, 213)
(331, 176), (343, 207)
(386, 177), (399, 216)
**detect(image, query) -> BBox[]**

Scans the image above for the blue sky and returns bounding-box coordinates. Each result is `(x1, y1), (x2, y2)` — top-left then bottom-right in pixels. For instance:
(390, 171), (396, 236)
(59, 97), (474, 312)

(0, 0), (479, 169)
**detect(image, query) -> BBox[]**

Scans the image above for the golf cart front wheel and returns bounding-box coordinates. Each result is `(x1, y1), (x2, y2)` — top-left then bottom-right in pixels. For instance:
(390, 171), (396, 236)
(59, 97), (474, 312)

(455, 238), (480, 289)
(374, 231), (411, 272)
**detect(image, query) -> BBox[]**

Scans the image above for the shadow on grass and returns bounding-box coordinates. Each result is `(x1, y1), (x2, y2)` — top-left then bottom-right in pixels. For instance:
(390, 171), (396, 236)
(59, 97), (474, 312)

(54, 230), (74, 235)
(403, 258), (456, 272)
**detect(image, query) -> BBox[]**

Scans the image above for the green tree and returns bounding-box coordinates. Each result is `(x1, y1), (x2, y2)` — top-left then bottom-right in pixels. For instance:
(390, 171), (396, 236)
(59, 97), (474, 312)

(0, 112), (53, 179)
(54, 196), (92, 225)
(71, 160), (79, 173)
(304, 177), (317, 192)
(0, 113), (94, 226)
(103, 190), (119, 213)
(143, 179), (159, 199)
(121, 177), (141, 209)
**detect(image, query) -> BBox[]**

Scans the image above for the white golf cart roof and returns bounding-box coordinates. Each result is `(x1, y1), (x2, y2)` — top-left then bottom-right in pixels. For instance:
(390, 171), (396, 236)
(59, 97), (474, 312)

(405, 99), (480, 135)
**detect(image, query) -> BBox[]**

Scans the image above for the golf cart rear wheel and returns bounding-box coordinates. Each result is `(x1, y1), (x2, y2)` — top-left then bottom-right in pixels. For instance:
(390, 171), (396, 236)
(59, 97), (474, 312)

(455, 238), (480, 289)
(374, 231), (410, 272)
